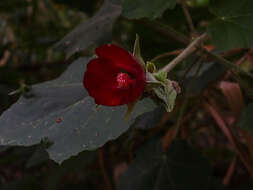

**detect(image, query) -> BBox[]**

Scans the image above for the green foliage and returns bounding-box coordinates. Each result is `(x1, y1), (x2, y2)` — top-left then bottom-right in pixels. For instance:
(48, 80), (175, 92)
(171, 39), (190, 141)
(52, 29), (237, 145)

(122, 0), (176, 20)
(207, 0), (253, 51)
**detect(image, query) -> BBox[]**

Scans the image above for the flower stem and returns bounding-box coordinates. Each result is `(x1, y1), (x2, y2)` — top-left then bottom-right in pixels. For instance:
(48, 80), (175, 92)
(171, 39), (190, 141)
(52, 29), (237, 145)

(158, 33), (208, 74)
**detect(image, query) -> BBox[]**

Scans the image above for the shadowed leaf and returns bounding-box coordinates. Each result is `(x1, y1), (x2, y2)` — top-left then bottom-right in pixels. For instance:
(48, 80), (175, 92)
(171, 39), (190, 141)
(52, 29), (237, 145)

(122, 0), (176, 20)
(0, 57), (156, 163)
(117, 139), (215, 190)
(54, 0), (121, 58)
(208, 0), (253, 51)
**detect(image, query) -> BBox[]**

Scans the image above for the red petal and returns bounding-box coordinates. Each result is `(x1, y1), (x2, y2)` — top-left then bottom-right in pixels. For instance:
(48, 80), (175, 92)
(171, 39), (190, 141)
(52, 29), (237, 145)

(96, 44), (140, 74)
(83, 44), (146, 106)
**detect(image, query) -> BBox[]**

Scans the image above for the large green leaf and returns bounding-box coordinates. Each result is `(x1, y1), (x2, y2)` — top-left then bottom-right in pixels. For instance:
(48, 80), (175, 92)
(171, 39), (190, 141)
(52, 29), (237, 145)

(239, 103), (253, 136)
(122, 0), (176, 20)
(54, 0), (121, 58)
(207, 0), (253, 51)
(117, 139), (219, 190)
(0, 57), (156, 163)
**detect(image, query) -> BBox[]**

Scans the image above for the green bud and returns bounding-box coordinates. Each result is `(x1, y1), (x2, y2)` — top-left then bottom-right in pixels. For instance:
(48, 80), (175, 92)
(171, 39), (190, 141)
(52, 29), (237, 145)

(146, 61), (157, 73)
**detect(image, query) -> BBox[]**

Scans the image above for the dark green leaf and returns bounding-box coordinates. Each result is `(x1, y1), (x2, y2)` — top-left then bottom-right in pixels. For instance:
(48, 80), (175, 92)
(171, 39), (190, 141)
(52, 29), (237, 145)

(239, 103), (253, 136)
(25, 146), (50, 168)
(117, 140), (212, 190)
(207, 0), (253, 51)
(45, 150), (96, 190)
(122, 0), (176, 20)
(0, 57), (156, 163)
(54, 0), (121, 58)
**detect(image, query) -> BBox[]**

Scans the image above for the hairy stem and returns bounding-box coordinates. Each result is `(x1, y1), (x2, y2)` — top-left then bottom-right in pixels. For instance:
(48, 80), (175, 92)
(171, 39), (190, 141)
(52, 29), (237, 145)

(150, 21), (253, 79)
(159, 33), (208, 74)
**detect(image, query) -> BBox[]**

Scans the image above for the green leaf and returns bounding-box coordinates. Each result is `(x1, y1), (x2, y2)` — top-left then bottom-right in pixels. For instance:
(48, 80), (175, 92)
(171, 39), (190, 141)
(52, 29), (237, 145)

(0, 57), (156, 163)
(153, 80), (177, 112)
(239, 103), (253, 136)
(122, 0), (176, 20)
(207, 0), (253, 51)
(117, 139), (214, 190)
(133, 34), (145, 68)
(154, 71), (167, 82)
(54, 0), (121, 58)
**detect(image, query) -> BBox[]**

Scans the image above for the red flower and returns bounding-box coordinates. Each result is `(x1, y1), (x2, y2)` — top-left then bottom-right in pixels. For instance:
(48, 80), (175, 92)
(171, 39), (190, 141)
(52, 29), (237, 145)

(83, 44), (146, 106)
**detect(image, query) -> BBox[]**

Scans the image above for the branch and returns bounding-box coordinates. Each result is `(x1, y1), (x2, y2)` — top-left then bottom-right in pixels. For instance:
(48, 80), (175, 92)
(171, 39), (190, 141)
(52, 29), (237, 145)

(149, 22), (253, 79)
(179, 0), (197, 35)
(137, 20), (189, 45)
(159, 33), (207, 74)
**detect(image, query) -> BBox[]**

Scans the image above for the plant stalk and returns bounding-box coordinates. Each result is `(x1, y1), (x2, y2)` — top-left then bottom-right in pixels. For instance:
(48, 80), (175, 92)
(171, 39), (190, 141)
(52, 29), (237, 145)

(159, 33), (208, 74)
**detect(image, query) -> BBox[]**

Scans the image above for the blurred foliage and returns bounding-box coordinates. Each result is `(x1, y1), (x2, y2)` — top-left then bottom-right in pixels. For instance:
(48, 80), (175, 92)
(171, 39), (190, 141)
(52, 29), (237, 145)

(0, 0), (100, 113)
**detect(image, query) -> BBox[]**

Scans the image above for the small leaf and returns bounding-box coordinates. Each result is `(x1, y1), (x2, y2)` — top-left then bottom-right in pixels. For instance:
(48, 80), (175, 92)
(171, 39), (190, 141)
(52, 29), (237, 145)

(122, 0), (177, 20)
(154, 71), (167, 82)
(133, 34), (145, 68)
(125, 100), (137, 120)
(153, 80), (177, 112)
(54, 0), (121, 58)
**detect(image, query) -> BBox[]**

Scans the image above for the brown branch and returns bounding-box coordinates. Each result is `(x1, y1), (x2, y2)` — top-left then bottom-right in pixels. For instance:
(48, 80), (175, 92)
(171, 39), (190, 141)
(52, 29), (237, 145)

(203, 101), (253, 180)
(179, 0), (197, 35)
(159, 33), (208, 73)
(150, 49), (183, 62)
(223, 157), (237, 185)
(137, 20), (189, 45)
(148, 21), (253, 79)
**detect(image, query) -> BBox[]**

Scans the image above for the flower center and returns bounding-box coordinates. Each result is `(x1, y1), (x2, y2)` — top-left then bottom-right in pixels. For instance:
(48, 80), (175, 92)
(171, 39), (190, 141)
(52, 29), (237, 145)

(116, 72), (133, 89)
